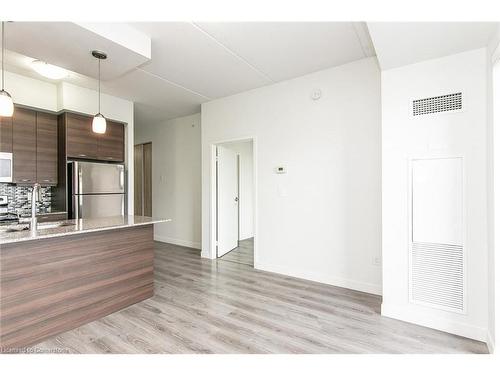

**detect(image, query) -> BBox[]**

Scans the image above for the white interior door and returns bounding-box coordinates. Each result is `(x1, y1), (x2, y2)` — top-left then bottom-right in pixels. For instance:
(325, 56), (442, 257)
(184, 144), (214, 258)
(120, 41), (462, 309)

(217, 146), (239, 257)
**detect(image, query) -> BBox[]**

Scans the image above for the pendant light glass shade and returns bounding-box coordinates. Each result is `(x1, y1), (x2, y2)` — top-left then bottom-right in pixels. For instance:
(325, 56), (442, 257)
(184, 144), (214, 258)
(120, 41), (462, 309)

(0, 90), (14, 117)
(92, 113), (107, 134)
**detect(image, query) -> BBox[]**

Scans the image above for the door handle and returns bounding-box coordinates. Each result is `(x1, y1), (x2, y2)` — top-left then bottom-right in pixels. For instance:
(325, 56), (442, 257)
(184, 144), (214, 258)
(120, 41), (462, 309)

(234, 197), (239, 202)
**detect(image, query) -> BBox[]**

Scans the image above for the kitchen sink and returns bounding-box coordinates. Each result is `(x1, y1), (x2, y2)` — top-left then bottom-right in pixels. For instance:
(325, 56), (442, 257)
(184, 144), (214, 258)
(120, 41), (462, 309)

(0, 225), (29, 233)
(0, 221), (73, 233)
(37, 221), (74, 230)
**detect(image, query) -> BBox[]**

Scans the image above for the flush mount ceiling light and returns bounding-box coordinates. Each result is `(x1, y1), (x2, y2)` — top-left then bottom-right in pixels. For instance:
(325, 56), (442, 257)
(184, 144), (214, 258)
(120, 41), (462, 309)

(0, 21), (14, 117)
(91, 50), (107, 134)
(31, 60), (69, 80)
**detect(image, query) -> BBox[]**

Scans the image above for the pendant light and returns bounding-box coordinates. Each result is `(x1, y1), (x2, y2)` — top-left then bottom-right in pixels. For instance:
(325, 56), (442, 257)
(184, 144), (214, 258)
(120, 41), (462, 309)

(0, 21), (14, 117)
(91, 50), (107, 134)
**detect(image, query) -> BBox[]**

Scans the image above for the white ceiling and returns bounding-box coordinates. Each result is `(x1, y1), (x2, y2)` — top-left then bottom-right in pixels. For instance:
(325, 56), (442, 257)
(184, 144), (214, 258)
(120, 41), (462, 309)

(131, 22), (271, 99)
(5, 22), (498, 126)
(194, 22), (375, 82)
(5, 22), (150, 80)
(3, 22), (375, 126)
(367, 22), (499, 70)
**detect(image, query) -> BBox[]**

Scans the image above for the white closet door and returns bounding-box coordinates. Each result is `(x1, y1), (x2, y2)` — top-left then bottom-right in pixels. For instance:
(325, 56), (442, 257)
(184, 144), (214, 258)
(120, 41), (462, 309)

(410, 157), (465, 312)
(217, 146), (239, 257)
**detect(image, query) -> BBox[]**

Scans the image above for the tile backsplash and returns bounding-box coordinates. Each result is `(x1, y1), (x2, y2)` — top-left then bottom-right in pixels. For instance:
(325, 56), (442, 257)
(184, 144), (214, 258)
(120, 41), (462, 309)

(0, 184), (53, 216)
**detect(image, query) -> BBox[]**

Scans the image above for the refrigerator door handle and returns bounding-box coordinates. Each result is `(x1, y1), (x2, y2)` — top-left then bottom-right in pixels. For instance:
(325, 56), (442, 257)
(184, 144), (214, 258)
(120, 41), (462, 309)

(73, 194), (84, 220)
(73, 194), (78, 220)
(79, 195), (83, 219)
(78, 167), (83, 196)
(70, 161), (81, 195)
(120, 166), (125, 191)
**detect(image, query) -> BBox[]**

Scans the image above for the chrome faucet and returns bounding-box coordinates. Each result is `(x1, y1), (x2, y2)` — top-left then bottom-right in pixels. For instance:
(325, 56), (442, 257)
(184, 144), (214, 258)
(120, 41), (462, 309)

(19, 183), (41, 233)
(30, 183), (40, 232)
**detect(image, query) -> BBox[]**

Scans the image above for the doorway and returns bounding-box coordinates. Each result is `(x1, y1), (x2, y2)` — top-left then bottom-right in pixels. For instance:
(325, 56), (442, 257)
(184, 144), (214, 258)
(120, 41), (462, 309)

(216, 140), (254, 266)
(134, 142), (152, 216)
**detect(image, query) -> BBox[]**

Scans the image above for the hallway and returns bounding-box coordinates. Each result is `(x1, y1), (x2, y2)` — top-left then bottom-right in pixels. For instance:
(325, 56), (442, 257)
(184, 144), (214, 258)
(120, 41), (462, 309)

(219, 238), (254, 266)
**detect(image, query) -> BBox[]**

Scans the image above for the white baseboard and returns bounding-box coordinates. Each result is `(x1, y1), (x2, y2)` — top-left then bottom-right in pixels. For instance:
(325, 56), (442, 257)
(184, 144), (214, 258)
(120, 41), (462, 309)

(239, 234), (254, 241)
(201, 252), (216, 260)
(486, 330), (495, 354)
(254, 261), (382, 295)
(381, 302), (488, 343)
(154, 235), (201, 250)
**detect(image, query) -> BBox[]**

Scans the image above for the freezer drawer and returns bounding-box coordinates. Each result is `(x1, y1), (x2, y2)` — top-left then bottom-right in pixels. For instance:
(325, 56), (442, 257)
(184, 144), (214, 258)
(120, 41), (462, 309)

(73, 162), (125, 194)
(73, 194), (125, 219)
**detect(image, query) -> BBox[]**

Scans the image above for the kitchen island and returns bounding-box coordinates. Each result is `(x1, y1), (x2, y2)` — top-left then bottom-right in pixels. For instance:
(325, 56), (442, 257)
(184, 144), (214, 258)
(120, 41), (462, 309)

(0, 216), (170, 351)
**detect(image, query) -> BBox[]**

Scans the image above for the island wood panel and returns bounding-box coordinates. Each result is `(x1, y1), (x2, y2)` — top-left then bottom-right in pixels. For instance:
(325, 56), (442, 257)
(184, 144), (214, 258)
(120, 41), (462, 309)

(0, 116), (13, 153)
(12, 108), (37, 184)
(36, 112), (58, 185)
(0, 225), (154, 350)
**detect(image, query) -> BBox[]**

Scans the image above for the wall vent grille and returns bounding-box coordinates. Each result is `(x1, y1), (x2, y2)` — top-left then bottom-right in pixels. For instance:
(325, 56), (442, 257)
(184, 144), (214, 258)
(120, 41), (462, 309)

(412, 92), (462, 116)
(410, 242), (464, 312)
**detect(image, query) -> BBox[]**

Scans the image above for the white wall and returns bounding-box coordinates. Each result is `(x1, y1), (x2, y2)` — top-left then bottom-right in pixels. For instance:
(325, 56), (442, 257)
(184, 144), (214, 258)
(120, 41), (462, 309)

(491, 54), (500, 353)
(202, 57), (382, 295)
(135, 113), (202, 249)
(223, 141), (254, 240)
(6, 71), (58, 111)
(381, 48), (490, 342)
(488, 31), (500, 353)
(4, 72), (135, 215)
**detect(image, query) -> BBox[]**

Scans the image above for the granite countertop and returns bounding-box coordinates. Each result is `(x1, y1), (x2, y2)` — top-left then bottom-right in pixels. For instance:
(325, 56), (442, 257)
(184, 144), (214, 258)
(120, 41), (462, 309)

(0, 215), (171, 245)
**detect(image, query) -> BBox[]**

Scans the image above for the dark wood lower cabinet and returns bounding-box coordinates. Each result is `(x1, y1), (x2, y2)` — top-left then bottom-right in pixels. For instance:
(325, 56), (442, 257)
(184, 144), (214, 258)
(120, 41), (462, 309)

(0, 225), (154, 350)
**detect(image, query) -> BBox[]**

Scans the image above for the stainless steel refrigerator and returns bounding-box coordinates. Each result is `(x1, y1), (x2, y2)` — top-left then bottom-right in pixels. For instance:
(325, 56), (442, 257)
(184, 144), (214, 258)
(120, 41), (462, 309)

(68, 161), (126, 219)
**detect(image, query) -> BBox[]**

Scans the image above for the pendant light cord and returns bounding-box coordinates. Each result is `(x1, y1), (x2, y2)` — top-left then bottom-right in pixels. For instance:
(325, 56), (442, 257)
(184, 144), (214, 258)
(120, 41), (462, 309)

(98, 56), (101, 114)
(2, 21), (5, 91)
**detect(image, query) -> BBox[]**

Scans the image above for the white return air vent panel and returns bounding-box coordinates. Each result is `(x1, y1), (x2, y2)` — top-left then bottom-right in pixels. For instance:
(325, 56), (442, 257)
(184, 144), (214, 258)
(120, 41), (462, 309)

(410, 157), (465, 313)
(412, 92), (463, 117)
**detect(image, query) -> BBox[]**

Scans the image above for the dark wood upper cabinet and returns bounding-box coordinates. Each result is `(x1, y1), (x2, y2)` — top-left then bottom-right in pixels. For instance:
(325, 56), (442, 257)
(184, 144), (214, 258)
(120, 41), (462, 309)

(36, 112), (58, 186)
(65, 113), (125, 163)
(66, 113), (98, 159)
(12, 108), (37, 184)
(0, 116), (13, 153)
(97, 121), (125, 162)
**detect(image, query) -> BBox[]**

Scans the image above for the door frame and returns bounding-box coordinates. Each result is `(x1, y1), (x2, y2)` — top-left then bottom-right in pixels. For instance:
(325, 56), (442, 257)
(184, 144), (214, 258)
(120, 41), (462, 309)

(237, 154), (241, 243)
(210, 136), (257, 265)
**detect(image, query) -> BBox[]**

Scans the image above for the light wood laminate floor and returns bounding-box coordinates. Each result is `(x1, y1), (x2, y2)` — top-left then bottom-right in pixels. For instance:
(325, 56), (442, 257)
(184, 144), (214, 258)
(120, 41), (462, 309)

(31, 242), (488, 354)
(219, 238), (254, 266)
